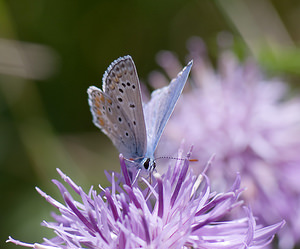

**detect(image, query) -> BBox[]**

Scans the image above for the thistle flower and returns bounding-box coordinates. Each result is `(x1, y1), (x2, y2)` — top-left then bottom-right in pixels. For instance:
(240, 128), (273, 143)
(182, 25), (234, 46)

(150, 36), (300, 249)
(7, 153), (283, 249)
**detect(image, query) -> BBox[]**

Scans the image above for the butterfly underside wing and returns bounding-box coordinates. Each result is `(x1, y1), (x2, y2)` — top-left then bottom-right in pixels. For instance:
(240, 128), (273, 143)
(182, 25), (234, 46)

(88, 56), (147, 159)
(144, 60), (193, 157)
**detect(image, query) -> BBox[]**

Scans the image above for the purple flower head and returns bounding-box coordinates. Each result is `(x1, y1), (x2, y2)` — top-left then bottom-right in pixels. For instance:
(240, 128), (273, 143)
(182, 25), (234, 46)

(150, 36), (300, 249)
(7, 153), (283, 249)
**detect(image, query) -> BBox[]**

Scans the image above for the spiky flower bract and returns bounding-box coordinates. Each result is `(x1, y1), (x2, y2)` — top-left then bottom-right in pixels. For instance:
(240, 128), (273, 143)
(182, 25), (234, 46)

(7, 153), (283, 249)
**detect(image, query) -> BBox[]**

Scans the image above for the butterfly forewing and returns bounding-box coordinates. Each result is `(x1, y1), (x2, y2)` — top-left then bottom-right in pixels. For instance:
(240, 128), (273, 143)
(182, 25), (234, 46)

(102, 56), (147, 158)
(144, 60), (193, 156)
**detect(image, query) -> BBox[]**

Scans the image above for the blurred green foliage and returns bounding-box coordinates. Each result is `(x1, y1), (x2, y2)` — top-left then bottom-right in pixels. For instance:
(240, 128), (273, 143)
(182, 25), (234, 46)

(1, 0), (299, 248)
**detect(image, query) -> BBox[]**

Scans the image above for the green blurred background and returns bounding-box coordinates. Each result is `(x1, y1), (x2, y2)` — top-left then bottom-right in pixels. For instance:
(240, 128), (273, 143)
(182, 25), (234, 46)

(1, 0), (299, 248)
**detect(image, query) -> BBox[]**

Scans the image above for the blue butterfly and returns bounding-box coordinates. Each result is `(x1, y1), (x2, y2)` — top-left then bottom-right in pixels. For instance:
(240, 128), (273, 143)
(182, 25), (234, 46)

(88, 55), (192, 172)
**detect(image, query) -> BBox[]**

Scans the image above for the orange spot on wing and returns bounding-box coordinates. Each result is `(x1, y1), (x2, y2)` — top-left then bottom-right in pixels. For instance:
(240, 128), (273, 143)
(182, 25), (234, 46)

(100, 94), (105, 102)
(189, 159), (198, 162)
(95, 102), (100, 108)
(98, 118), (105, 126)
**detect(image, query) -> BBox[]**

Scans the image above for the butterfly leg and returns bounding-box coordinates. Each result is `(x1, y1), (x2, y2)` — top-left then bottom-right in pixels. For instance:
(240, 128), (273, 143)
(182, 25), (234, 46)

(132, 168), (142, 185)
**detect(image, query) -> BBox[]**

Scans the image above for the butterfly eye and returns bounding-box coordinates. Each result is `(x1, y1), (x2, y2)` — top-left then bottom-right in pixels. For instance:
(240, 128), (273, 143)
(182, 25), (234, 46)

(143, 158), (150, 170)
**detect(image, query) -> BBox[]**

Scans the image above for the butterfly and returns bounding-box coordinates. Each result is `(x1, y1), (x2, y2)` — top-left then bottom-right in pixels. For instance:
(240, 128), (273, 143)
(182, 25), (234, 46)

(87, 55), (192, 173)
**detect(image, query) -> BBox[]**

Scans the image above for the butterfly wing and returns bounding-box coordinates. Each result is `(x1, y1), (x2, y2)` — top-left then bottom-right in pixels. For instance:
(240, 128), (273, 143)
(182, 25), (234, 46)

(88, 55), (147, 159)
(144, 60), (193, 156)
(88, 86), (145, 159)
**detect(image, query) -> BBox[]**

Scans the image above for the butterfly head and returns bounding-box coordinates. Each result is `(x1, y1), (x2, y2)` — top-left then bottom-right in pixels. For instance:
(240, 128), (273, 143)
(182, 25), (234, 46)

(141, 157), (156, 172)
(126, 157), (156, 172)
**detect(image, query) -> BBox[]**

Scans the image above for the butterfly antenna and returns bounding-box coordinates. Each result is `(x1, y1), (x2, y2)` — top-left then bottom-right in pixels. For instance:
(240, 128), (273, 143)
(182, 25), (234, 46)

(128, 156), (145, 162)
(155, 156), (198, 162)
